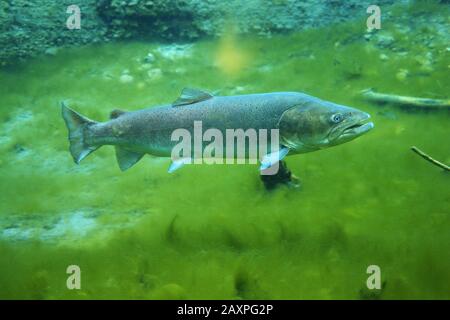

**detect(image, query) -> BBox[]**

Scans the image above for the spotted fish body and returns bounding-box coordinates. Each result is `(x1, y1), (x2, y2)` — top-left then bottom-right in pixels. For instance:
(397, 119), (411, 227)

(62, 88), (374, 172)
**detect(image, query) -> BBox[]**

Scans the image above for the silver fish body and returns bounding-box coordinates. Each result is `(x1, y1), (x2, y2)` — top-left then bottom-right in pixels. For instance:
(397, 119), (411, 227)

(62, 88), (374, 171)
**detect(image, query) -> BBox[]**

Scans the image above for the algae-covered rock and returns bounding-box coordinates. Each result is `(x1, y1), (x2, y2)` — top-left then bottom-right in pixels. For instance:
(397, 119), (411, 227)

(97, 0), (404, 40)
(0, 0), (108, 65)
(120, 73), (134, 83)
(0, 0), (417, 66)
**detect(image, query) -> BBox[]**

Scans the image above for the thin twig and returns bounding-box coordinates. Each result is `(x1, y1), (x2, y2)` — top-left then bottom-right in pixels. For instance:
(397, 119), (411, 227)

(411, 146), (449, 171)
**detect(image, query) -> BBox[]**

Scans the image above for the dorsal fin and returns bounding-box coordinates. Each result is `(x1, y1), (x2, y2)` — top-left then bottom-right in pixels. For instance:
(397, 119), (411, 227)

(172, 88), (213, 107)
(110, 109), (127, 119)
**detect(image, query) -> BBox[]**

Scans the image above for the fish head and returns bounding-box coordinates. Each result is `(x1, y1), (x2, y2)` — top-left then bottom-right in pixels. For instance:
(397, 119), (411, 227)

(278, 97), (374, 152)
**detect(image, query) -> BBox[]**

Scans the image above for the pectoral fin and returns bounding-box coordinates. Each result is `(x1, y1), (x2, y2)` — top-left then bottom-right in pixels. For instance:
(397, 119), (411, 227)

(115, 147), (145, 171)
(260, 147), (290, 171)
(168, 158), (192, 173)
(172, 88), (213, 107)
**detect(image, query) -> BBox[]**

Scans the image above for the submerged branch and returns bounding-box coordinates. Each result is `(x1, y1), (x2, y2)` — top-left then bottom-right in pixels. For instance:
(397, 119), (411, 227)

(361, 88), (450, 109)
(411, 146), (449, 171)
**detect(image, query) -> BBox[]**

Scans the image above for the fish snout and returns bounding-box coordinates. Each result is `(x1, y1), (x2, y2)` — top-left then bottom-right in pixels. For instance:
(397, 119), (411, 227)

(344, 110), (374, 137)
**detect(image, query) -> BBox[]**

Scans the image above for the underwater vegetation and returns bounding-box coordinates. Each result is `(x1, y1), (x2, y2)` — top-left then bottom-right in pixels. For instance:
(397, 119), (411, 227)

(0, 1), (449, 299)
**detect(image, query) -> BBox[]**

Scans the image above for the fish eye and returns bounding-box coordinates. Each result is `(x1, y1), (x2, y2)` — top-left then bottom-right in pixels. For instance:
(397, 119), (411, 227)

(331, 114), (342, 123)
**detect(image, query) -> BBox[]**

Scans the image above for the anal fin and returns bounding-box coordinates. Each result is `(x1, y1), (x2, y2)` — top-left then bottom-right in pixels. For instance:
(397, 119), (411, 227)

(115, 147), (145, 171)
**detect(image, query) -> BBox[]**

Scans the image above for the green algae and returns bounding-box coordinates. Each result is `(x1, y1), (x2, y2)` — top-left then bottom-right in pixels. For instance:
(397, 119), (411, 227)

(0, 3), (449, 299)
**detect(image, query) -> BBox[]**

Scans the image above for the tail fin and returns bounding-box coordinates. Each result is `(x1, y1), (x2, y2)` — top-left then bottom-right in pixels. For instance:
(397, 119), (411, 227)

(61, 102), (99, 164)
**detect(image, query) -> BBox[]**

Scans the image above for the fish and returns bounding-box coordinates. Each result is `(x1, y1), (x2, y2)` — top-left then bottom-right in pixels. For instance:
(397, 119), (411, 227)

(61, 88), (374, 172)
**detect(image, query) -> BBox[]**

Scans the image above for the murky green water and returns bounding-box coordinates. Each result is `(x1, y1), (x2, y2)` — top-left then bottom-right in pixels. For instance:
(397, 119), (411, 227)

(0, 3), (449, 299)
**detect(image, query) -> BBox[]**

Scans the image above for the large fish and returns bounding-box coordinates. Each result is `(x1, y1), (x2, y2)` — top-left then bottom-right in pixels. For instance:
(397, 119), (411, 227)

(62, 88), (374, 172)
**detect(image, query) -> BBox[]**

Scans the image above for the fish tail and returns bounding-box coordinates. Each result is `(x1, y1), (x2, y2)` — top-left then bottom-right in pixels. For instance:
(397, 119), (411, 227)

(61, 102), (100, 164)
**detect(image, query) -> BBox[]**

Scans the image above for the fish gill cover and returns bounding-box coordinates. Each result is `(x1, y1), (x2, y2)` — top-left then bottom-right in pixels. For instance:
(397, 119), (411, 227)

(0, 0), (449, 299)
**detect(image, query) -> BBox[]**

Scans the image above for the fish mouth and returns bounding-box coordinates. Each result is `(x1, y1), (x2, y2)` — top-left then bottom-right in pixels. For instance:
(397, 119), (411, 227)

(341, 113), (374, 137)
(328, 112), (374, 145)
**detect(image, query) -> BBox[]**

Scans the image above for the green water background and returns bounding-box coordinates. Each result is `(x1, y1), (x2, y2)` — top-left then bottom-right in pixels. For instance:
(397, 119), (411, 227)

(0, 2), (449, 299)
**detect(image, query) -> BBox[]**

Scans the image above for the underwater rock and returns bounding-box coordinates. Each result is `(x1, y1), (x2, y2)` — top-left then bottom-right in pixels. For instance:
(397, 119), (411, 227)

(415, 53), (434, 72)
(0, 209), (147, 245)
(97, 0), (405, 41)
(44, 47), (59, 56)
(13, 144), (26, 154)
(396, 69), (409, 81)
(146, 68), (162, 81)
(379, 53), (389, 61)
(0, 109), (34, 149)
(102, 71), (114, 80)
(0, 0), (424, 66)
(375, 32), (395, 49)
(12, 143), (31, 159)
(0, 211), (96, 243)
(143, 52), (155, 64)
(0, 0), (108, 66)
(364, 33), (373, 42)
(119, 73), (134, 83)
(139, 63), (153, 71)
(156, 44), (193, 60)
